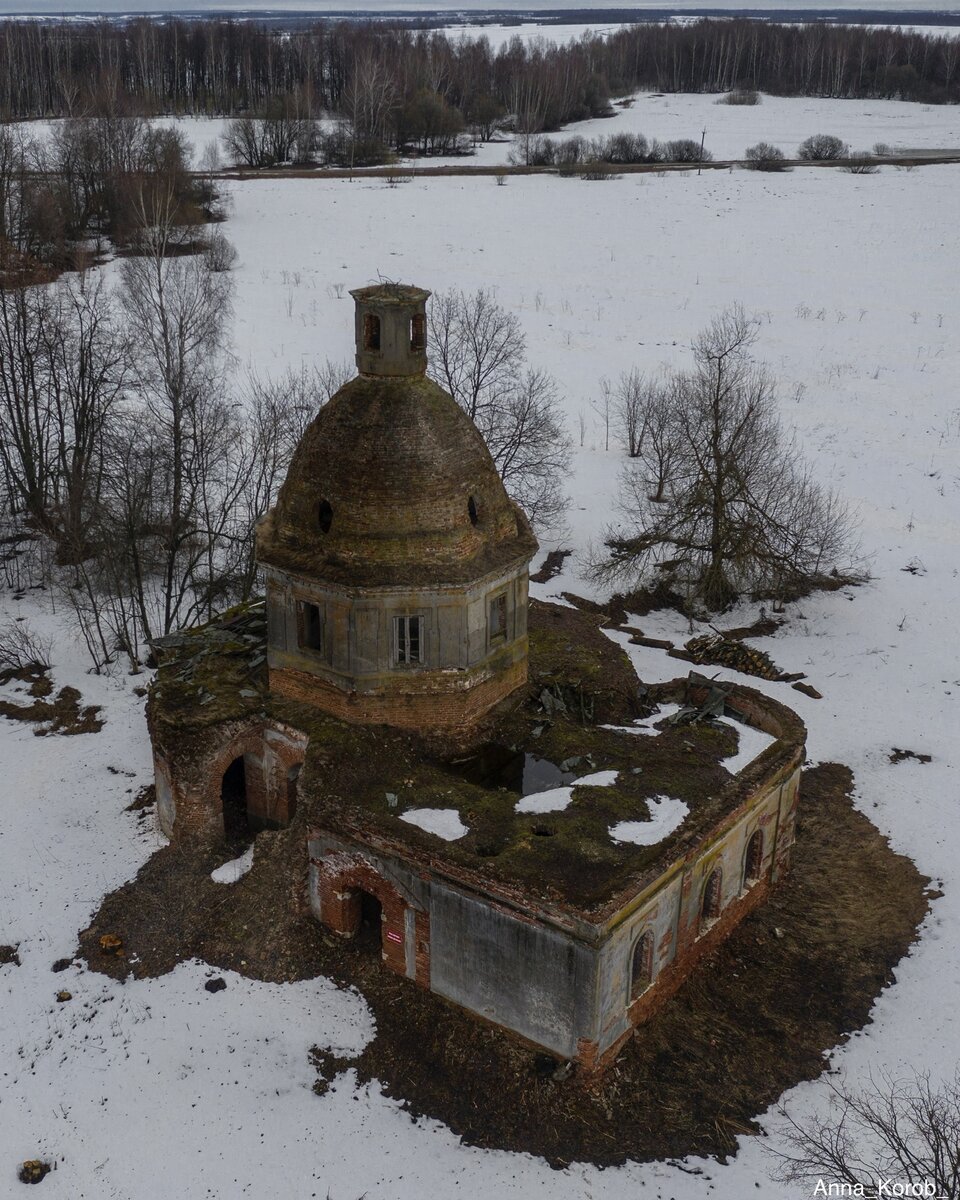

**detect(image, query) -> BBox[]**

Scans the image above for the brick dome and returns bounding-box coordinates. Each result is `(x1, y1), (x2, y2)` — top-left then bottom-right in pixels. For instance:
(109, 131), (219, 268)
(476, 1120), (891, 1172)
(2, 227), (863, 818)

(257, 371), (537, 589)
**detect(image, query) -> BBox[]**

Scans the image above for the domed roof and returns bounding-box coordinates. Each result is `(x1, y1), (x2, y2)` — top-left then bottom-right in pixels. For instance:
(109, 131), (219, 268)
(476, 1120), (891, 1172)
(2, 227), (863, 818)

(257, 372), (538, 589)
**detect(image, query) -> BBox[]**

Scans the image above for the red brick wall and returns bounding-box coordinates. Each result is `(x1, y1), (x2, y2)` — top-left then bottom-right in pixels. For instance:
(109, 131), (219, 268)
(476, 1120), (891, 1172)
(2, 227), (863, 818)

(270, 658), (527, 733)
(315, 849), (430, 981)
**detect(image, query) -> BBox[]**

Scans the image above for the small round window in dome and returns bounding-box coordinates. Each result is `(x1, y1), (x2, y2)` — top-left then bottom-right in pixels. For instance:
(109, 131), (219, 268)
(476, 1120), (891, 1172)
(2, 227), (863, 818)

(318, 500), (334, 534)
(467, 495), (479, 526)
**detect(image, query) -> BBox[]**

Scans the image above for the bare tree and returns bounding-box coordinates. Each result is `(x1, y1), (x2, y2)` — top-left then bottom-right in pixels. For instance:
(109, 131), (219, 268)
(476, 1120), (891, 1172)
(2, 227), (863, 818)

(428, 287), (570, 528)
(590, 305), (857, 610)
(428, 287), (524, 422)
(43, 274), (128, 563)
(771, 1069), (960, 1200)
(118, 189), (234, 638)
(614, 368), (646, 456)
(592, 377), (612, 452)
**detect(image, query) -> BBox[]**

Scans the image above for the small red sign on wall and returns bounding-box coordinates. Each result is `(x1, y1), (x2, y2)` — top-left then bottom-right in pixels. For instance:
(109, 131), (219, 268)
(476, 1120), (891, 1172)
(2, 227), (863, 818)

(386, 930), (402, 944)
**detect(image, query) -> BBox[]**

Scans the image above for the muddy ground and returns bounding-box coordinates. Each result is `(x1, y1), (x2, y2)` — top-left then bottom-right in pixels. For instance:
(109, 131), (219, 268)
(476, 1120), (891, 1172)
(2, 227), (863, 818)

(78, 762), (930, 1167)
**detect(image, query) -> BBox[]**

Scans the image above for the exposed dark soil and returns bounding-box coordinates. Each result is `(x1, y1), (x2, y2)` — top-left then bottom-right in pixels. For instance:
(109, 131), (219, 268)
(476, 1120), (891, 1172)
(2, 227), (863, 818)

(530, 549), (573, 584)
(0, 944), (20, 966)
(78, 762), (929, 1167)
(0, 665), (103, 735)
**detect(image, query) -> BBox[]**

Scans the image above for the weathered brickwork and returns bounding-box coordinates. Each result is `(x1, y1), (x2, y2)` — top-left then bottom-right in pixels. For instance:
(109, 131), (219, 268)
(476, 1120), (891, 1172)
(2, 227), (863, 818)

(153, 718), (307, 844)
(270, 658), (528, 733)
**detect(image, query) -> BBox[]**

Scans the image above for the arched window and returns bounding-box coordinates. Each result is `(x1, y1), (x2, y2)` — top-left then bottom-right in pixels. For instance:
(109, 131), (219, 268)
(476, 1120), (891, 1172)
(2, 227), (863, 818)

(318, 499), (333, 534)
(363, 312), (381, 351)
(743, 829), (764, 887)
(630, 929), (655, 1000)
(410, 312), (426, 352)
(700, 867), (722, 930)
(467, 495), (479, 526)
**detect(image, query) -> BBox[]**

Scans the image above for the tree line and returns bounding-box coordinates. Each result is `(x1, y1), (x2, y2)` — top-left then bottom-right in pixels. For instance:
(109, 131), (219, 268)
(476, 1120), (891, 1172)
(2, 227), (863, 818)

(0, 16), (956, 133)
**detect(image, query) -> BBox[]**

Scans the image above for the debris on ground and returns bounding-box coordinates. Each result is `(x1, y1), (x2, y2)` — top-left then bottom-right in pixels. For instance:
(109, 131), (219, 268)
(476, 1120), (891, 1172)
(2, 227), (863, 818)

(204, 977), (227, 993)
(0, 944), (20, 966)
(889, 747), (933, 764)
(683, 632), (780, 680)
(18, 1160), (51, 1185)
(98, 934), (124, 957)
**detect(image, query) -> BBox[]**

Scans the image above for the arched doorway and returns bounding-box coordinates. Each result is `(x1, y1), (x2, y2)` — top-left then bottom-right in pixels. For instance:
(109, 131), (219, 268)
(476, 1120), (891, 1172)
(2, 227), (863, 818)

(354, 890), (383, 955)
(221, 756), (250, 843)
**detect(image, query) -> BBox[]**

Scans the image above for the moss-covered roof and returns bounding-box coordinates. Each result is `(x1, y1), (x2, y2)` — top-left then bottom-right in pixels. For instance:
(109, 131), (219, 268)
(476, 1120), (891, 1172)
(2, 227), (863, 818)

(257, 372), (538, 588)
(148, 600), (805, 917)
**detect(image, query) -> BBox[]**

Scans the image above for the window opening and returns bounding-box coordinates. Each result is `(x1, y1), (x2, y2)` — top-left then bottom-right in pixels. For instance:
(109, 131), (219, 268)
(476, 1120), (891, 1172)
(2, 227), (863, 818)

(395, 615), (423, 664)
(489, 593), (507, 641)
(467, 495), (479, 526)
(744, 829), (764, 886)
(318, 499), (333, 533)
(298, 601), (322, 652)
(363, 312), (381, 351)
(630, 930), (655, 999)
(701, 867), (722, 928)
(410, 312), (426, 352)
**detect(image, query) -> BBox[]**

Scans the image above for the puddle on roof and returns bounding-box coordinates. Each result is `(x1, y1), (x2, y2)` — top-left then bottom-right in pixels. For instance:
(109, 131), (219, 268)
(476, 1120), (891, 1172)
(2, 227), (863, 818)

(447, 743), (578, 796)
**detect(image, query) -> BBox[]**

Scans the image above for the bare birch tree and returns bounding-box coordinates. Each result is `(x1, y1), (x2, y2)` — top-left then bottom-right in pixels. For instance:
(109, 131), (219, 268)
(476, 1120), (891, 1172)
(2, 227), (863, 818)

(428, 287), (570, 528)
(590, 305), (857, 610)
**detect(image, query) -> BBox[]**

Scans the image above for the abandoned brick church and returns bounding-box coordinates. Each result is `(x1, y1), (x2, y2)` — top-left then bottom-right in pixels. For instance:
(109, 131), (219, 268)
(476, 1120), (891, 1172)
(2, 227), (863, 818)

(147, 283), (804, 1073)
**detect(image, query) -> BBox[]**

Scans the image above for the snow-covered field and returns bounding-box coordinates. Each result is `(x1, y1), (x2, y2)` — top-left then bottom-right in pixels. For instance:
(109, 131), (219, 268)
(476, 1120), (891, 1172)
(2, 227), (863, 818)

(23, 86), (960, 171)
(1, 93), (958, 1198)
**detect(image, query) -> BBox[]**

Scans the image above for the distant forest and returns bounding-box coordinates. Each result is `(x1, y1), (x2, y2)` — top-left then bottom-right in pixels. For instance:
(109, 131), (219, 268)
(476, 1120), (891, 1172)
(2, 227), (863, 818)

(0, 16), (957, 128)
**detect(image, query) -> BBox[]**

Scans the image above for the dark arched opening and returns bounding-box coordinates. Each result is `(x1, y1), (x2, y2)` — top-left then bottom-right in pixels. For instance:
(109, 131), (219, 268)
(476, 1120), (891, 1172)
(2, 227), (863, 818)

(318, 499), (333, 534)
(744, 829), (764, 886)
(221, 756), (249, 843)
(354, 890), (383, 954)
(286, 763), (301, 822)
(363, 312), (381, 351)
(630, 929), (654, 1000)
(468, 495), (479, 526)
(410, 312), (426, 351)
(700, 867), (722, 931)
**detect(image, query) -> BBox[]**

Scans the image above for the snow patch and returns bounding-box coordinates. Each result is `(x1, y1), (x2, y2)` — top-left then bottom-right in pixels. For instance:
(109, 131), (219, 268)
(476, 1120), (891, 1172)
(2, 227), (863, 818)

(610, 795), (690, 846)
(601, 702), (687, 736)
(210, 845), (255, 884)
(516, 768), (619, 813)
(719, 718), (778, 775)
(399, 808), (468, 841)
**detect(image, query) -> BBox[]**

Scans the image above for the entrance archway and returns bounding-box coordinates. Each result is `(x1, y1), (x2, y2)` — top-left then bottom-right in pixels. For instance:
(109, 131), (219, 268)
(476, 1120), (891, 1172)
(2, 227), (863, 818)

(354, 890), (383, 954)
(221, 756), (250, 843)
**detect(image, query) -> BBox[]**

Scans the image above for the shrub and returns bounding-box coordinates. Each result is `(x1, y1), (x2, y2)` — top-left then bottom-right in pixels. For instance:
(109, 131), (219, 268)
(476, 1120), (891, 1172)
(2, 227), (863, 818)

(843, 151), (880, 174)
(579, 160), (617, 180)
(797, 134), (848, 161)
(663, 138), (713, 163)
(718, 88), (761, 105)
(595, 131), (650, 163)
(744, 142), (789, 171)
